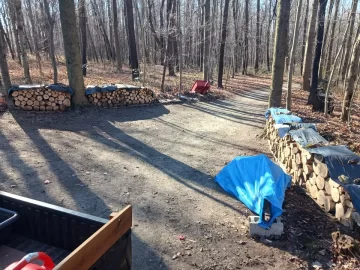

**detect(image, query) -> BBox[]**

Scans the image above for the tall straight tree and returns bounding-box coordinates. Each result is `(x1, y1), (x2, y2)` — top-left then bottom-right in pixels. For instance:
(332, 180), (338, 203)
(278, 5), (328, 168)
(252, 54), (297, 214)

(203, 0), (211, 81)
(125, 0), (139, 70)
(266, 0), (273, 72)
(268, 0), (291, 107)
(7, 0), (21, 65)
(287, 0), (303, 110)
(58, 0), (87, 106)
(340, 0), (358, 83)
(113, 0), (122, 71)
(0, 27), (11, 94)
(325, 0), (340, 77)
(342, 33), (360, 121)
(26, 0), (42, 76)
(308, 0), (328, 107)
(254, 0), (260, 73)
(301, 0), (309, 75)
(242, 0), (249, 75)
(217, 0), (230, 88)
(44, 0), (58, 83)
(302, 0), (319, 91)
(14, 0), (31, 83)
(79, 0), (87, 76)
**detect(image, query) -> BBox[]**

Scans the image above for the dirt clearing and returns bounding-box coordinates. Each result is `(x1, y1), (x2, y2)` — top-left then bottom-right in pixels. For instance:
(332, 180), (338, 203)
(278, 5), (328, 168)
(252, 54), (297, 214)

(0, 78), (353, 269)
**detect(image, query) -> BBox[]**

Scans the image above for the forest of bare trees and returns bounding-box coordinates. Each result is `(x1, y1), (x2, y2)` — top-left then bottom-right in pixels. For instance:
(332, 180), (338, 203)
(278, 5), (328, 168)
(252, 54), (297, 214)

(0, 0), (359, 121)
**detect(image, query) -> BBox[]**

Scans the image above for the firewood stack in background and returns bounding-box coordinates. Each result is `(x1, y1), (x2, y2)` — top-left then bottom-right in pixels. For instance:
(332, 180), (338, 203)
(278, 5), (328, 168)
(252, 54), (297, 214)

(86, 86), (157, 107)
(266, 117), (359, 228)
(11, 85), (71, 111)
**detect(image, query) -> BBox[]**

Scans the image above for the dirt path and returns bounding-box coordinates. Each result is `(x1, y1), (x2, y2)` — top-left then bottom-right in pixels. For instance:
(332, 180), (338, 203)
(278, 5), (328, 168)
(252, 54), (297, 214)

(0, 87), (339, 269)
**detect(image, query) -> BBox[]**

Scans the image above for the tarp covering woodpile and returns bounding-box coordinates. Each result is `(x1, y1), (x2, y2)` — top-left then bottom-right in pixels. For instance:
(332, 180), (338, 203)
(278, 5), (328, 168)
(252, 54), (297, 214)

(215, 154), (291, 228)
(265, 107), (360, 224)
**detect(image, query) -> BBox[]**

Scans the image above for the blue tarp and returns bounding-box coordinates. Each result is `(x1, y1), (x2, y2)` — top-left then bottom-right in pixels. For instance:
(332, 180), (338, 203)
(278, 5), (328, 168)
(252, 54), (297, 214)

(265, 107), (302, 124)
(289, 128), (328, 148)
(215, 154), (291, 228)
(264, 108), (290, 119)
(8, 84), (74, 95)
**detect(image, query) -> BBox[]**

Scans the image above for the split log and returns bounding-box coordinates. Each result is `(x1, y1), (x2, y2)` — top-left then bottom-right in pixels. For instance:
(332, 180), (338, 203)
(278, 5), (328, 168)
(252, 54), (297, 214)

(324, 196), (335, 212)
(313, 160), (329, 178)
(335, 203), (345, 220)
(309, 173), (317, 186)
(331, 187), (340, 203)
(303, 164), (313, 175)
(330, 178), (340, 188)
(324, 179), (332, 195)
(310, 184), (319, 199)
(317, 190), (326, 206)
(315, 176), (325, 190)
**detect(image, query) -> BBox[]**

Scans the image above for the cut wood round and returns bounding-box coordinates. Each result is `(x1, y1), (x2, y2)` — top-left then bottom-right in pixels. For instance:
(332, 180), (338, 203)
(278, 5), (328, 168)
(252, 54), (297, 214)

(12, 91), (19, 97)
(309, 173), (316, 186)
(331, 187), (340, 203)
(315, 176), (325, 190)
(324, 179), (332, 195)
(335, 203), (345, 220)
(46, 106), (53, 111)
(43, 94), (49, 100)
(21, 101), (26, 106)
(58, 95), (65, 101)
(53, 105), (59, 110)
(310, 184), (319, 199)
(33, 100), (39, 106)
(49, 97), (55, 102)
(313, 160), (329, 178)
(25, 92), (32, 98)
(26, 100), (33, 106)
(324, 196), (335, 212)
(344, 207), (353, 219)
(295, 153), (302, 165)
(329, 178), (340, 188)
(14, 100), (20, 106)
(36, 96), (43, 101)
(317, 190), (326, 206)
(303, 164), (313, 175)
(18, 95), (24, 101)
(63, 99), (71, 107)
(345, 200), (353, 208)
(33, 106), (40, 111)
(40, 106), (46, 111)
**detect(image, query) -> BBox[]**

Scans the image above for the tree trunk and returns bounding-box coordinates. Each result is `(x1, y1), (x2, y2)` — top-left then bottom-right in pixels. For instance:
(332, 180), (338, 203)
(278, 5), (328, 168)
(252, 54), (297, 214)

(125, 0), (139, 70)
(266, 0), (273, 72)
(0, 20), (14, 60)
(113, 0), (122, 71)
(318, 0), (334, 80)
(203, 0), (211, 81)
(242, 0), (249, 75)
(255, 0), (260, 73)
(14, 0), (31, 83)
(107, 0), (115, 60)
(308, 0), (328, 107)
(217, 0), (230, 88)
(0, 28), (11, 94)
(325, 0), (340, 78)
(268, 0), (291, 107)
(87, 24), (99, 63)
(43, 0), (58, 83)
(7, 0), (22, 65)
(58, 0), (87, 106)
(340, 0), (358, 83)
(302, 0), (319, 91)
(341, 33), (360, 121)
(167, 0), (177, 76)
(232, 0), (239, 74)
(301, 0), (309, 75)
(79, 0), (87, 76)
(286, 0), (303, 110)
(26, 0), (42, 76)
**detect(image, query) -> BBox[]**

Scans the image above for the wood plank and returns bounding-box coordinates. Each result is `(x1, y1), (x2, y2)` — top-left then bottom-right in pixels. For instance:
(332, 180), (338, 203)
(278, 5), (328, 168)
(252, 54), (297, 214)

(55, 205), (132, 270)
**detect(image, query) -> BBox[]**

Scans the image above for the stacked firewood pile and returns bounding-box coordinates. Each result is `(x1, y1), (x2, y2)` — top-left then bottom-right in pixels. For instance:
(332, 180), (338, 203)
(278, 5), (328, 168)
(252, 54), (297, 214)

(266, 118), (358, 227)
(87, 87), (157, 107)
(11, 87), (71, 111)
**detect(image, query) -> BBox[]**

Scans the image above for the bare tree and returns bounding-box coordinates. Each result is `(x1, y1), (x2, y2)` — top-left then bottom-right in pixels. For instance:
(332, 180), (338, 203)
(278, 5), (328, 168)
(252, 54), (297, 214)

(286, 0), (303, 110)
(14, 0), (31, 83)
(79, 0), (87, 76)
(113, 0), (122, 71)
(203, 0), (211, 81)
(125, 0), (139, 70)
(217, 0), (230, 88)
(301, 0), (309, 75)
(58, 0), (87, 106)
(268, 0), (290, 107)
(341, 33), (360, 121)
(242, 0), (249, 75)
(43, 0), (58, 83)
(0, 27), (11, 94)
(302, 0), (319, 91)
(340, 0), (358, 83)
(308, 0), (328, 107)
(255, 0), (260, 73)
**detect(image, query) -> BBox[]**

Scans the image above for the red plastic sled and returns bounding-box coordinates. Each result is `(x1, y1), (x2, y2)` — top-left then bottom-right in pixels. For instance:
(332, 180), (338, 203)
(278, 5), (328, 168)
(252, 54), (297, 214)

(190, 80), (210, 94)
